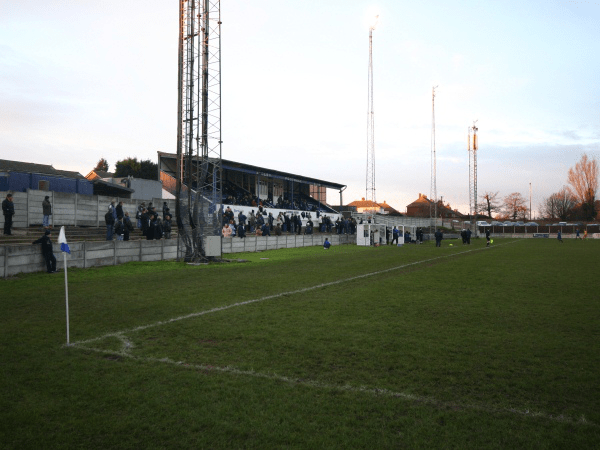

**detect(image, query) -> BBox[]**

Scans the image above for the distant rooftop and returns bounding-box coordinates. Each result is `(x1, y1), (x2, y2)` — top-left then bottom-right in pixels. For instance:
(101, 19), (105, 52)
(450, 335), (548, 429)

(0, 159), (85, 179)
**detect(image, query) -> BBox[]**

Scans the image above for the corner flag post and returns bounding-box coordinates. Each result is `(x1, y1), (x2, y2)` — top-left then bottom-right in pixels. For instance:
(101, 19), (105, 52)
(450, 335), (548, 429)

(58, 227), (71, 345)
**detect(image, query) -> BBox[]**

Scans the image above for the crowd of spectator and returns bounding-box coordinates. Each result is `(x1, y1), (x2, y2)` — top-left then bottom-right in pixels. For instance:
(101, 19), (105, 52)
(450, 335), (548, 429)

(222, 181), (335, 214)
(104, 200), (173, 241)
(221, 206), (357, 238)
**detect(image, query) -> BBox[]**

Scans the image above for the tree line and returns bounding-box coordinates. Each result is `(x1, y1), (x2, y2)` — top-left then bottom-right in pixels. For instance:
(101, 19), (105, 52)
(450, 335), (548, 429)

(93, 157), (158, 181)
(478, 153), (598, 222)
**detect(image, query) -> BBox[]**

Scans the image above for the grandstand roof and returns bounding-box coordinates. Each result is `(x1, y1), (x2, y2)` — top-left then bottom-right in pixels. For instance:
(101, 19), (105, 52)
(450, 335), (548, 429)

(157, 152), (346, 191)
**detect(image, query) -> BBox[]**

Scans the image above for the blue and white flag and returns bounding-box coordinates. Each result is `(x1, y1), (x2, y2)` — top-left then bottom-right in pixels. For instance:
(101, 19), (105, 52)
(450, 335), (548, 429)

(58, 226), (70, 254)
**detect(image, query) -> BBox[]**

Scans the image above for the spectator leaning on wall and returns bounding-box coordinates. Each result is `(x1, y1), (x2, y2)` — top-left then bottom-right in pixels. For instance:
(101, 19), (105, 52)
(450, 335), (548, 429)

(32, 229), (57, 273)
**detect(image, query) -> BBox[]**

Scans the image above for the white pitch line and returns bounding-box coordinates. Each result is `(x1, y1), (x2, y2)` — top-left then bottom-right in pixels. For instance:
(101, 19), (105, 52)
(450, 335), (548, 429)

(72, 342), (596, 428)
(69, 240), (520, 347)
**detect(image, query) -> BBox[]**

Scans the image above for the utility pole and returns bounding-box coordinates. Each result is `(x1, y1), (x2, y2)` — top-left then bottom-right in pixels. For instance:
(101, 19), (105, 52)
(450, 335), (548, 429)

(366, 16), (378, 203)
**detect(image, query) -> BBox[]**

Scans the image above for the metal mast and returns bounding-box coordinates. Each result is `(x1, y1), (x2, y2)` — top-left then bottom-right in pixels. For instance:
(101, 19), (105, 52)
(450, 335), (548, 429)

(176, 0), (222, 261)
(366, 16), (378, 203)
(468, 121), (478, 233)
(430, 86), (438, 227)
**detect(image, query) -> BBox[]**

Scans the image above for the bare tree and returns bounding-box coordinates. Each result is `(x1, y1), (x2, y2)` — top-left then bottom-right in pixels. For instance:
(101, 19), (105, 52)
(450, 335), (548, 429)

(539, 187), (577, 220)
(94, 158), (109, 172)
(477, 191), (501, 218)
(502, 192), (528, 220)
(567, 153), (598, 221)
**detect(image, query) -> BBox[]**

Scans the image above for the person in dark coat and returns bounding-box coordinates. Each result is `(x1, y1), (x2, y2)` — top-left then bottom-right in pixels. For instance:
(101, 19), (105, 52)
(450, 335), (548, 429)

(2, 193), (15, 235)
(163, 214), (172, 239)
(32, 230), (56, 273)
(114, 217), (124, 241)
(141, 208), (150, 238)
(123, 212), (134, 241)
(116, 201), (124, 219)
(153, 216), (163, 240)
(237, 222), (246, 238)
(435, 229), (443, 247)
(105, 207), (115, 240)
(261, 223), (271, 236)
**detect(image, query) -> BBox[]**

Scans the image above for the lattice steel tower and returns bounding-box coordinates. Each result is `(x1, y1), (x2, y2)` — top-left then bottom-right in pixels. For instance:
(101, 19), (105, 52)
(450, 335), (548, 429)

(468, 121), (478, 234)
(430, 86), (438, 225)
(176, 0), (222, 261)
(366, 16), (378, 203)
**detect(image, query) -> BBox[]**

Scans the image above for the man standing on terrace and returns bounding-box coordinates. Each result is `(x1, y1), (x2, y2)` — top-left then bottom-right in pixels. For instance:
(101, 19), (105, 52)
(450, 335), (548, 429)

(2, 193), (15, 235)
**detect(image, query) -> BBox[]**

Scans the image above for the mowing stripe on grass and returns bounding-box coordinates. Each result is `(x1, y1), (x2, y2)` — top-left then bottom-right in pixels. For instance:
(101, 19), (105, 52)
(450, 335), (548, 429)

(69, 240), (520, 347)
(73, 342), (596, 428)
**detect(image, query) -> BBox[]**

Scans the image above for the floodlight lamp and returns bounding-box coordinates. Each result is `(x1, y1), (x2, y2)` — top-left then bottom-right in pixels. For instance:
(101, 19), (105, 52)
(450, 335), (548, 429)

(370, 15), (379, 30)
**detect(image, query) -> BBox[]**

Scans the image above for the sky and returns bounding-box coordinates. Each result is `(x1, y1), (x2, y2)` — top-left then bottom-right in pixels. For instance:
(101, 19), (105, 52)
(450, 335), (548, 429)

(1, 0), (599, 217)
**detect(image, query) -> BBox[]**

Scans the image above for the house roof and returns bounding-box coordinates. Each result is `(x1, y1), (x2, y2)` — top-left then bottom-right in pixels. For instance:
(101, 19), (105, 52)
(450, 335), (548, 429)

(347, 198), (401, 214)
(85, 169), (115, 180)
(378, 201), (401, 214)
(347, 198), (381, 208)
(406, 193), (467, 218)
(0, 159), (86, 179)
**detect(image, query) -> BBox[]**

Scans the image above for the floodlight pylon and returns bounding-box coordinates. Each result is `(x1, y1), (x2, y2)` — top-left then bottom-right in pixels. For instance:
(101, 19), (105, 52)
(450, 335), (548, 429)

(176, 0), (222, 262)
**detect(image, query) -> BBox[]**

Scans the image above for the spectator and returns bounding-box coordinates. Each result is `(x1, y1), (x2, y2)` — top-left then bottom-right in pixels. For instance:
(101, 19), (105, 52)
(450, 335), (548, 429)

(114, 217), (125, 241)
(261, 223), (271, 236)
(237, 222), (246, 238)
(42, 195), (52, 229)
(2, 193), (15, 235)
(153, 215), (164, 240)
(140, 208), (150, 238)
(105, 207), (115, 240)
(123, 212), (134, 241)
(222, 223), (232, 237)
(163, 214), (172, 239)
(435, 229), (443, 247)
(163, 202), (170, 220)
(32, 230), (56, 273)
(136, 202), (145, 228)
(392, 227), (399, 245)
(323, 238), (331, 249)
(116, 201), (124, 219)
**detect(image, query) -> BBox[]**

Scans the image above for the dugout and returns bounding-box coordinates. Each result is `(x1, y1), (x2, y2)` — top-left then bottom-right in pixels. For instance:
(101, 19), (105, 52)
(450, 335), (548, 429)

(356, 223), (386, 246)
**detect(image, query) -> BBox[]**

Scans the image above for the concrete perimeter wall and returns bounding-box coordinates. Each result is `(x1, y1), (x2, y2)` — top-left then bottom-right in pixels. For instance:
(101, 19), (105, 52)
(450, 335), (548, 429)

(222, 233), (354, 253)
(1, 240), (180, 278)
(2, 234), (356, 277)
(0, 190), (175, 228)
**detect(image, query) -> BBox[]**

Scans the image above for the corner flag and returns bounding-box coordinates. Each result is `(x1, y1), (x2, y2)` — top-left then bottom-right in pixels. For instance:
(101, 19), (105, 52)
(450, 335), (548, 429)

(58, 226), (70, 254)
(58, 226), (71, 345)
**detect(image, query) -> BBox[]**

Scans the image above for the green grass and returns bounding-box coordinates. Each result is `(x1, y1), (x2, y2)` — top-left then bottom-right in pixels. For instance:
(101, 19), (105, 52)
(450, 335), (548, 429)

(1, 238), (599, 448)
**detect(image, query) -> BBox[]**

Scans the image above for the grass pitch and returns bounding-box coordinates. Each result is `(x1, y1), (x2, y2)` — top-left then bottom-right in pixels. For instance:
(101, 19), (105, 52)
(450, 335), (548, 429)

(1, 238), (599, 448)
